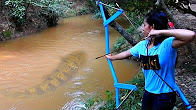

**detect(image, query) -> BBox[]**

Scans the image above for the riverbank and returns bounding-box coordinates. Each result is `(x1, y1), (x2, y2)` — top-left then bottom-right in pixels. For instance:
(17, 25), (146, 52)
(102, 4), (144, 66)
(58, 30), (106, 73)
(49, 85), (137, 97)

(0, 0), (92, 41)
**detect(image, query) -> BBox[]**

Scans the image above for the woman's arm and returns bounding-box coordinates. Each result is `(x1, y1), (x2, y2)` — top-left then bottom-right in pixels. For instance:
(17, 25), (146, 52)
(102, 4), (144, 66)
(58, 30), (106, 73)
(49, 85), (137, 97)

(106, 49), (132, 61)
(149, 29), (196, 48)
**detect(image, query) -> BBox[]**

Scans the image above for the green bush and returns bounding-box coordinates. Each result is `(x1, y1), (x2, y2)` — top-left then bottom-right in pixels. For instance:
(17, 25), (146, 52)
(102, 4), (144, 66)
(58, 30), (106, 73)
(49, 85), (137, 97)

(4, 0), (71, 26)
(99, 72), (144, 110)
(112, 37), (129, 52)
(78, 7), (90, 15)
(5, 0), (26, 25)
(84, 95), (103, 109)
(91, 11), (102, 19)
(86, 0), (97, 13)
(1, 30), (12, 38)
(0, 30), (12, 40)
(30, 0), (71, 26)
(65, 9), (77, 17)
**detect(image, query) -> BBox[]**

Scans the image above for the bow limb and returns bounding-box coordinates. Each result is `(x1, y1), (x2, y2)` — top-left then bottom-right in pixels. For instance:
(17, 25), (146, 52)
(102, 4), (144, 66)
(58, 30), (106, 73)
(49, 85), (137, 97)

(99, 2), (120, 108)
(98, 2), (137, 109)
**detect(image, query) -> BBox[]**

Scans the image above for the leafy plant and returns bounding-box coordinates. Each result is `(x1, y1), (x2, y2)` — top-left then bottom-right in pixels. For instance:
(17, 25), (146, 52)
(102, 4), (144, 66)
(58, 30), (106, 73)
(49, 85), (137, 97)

(118, 72), (144, 110)
(30, 0), (71, 26)
(106, 90), (114, 100)
(85, 97), (96, 108)
(112, 37), (129, 52)
(5, 0), (27, 25)
(84, 95), (103, 109)
(4, 0), (72, 26)
(91, 10), (102, 19)
(99, 91), (116, 110)
(65, 9), (77, 17)
(1, 30), (12, 39)
(99, 72), (144, 110)
(86, 0), (98, 13)
(78, 7), (90, 15)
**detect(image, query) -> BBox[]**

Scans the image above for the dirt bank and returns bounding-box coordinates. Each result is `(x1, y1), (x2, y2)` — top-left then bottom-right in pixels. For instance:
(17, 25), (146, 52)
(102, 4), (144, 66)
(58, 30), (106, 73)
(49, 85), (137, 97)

(0, 0), (90, 41)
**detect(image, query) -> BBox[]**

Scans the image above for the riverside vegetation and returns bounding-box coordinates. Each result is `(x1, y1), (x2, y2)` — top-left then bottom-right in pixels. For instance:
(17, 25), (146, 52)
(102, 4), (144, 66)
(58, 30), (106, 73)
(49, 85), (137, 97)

(0, 0), (93, 41)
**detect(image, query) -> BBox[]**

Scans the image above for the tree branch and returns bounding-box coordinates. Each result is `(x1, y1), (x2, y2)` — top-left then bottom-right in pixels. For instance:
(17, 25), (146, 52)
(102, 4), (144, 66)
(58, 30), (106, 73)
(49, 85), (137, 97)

(170, 3), (196, 17)
(101, 6), (137, 46)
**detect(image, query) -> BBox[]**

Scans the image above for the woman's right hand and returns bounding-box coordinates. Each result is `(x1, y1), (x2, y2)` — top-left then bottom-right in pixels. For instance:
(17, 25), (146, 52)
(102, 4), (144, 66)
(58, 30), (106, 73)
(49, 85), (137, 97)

(148, 29), (161, 37)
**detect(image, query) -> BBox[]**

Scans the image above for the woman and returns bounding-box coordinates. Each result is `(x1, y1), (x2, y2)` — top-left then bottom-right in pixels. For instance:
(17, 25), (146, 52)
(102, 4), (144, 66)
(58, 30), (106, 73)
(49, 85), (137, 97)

(106, 11), (195, 110)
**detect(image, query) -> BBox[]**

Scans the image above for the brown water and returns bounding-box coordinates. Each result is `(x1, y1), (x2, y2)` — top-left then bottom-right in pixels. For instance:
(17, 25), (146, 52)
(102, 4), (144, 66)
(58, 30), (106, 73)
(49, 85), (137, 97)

(0, 15), (138, 109)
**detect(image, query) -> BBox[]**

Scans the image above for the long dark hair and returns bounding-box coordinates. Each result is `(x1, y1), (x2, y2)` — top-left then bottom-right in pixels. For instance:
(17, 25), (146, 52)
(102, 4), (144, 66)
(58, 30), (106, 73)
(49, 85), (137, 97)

(145, 11), (169, 46)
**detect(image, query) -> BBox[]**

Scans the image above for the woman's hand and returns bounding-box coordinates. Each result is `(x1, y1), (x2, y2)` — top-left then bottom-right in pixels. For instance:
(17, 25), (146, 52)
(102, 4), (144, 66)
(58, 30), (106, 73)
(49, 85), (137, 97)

(148, 29), (195, 48)
(105, 50), (132, 61)
(148, 29), (161, 38)
(105, 54), (114, 61)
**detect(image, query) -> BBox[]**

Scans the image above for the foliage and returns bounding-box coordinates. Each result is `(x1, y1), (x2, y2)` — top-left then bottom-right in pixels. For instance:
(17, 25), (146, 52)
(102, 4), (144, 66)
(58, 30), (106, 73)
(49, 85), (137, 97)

(5, 0), (27, 25)
(92, 0), (154, 16)
(31, 0), (71, 17)
(78, 7), (90, 15)
(86, 0), (98, 13)
(90, 2), (117, 19)
(1, 30), (12, 38)
(91, 10), (102, 19)
(112, 37), (129, 52)
(106, 90), (114, 100)
(99, 90), (116, 110)
(84, 95), (103, 109)
(65, 9), (77, 17)
(119, 72), (144, 110)
(30, 0), (71, 26)
(3, 0), (72, 26)
(98, 72), (144, 110)
(126, 0), (154, 14)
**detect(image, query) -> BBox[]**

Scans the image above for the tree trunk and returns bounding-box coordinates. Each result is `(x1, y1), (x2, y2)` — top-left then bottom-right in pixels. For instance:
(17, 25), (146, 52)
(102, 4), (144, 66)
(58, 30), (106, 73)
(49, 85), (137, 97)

(170, 3), (196, 17)
(101, 6), (137, 46)
(156, 0), (182, 29)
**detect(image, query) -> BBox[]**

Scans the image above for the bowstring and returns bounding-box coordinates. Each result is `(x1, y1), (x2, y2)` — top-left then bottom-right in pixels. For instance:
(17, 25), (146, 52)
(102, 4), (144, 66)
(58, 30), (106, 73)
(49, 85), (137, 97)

(115, 3), (138, 30)
(98, 2), (120, 10)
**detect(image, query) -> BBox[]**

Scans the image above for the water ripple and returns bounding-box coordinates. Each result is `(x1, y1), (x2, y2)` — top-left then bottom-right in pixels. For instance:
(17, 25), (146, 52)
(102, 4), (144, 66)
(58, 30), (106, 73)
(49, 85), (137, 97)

(62, 99), (86, 110)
